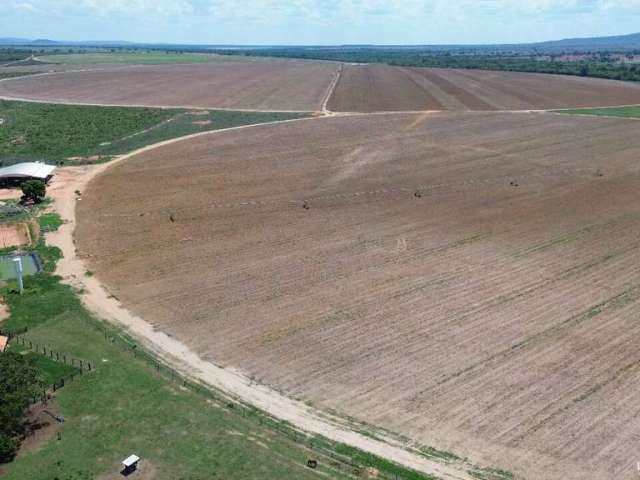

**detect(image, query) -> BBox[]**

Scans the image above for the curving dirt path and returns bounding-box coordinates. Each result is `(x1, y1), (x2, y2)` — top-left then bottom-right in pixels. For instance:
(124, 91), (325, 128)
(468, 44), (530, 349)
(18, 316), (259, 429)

(45, 117), (475, 480)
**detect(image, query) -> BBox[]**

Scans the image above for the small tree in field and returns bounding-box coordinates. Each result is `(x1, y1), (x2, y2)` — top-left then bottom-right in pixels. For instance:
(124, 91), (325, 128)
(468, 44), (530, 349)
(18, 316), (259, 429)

(20, 180), (46, 204)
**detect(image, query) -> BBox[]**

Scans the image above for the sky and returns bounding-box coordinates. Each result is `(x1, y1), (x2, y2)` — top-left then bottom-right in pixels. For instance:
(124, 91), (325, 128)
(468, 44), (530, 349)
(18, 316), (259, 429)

(2, 0), (640, 45)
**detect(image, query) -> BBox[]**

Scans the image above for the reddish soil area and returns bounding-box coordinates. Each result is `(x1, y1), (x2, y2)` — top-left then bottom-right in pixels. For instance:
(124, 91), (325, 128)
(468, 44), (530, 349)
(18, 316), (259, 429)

(0, 61), (339, 111)
(327, 64), (640, 111)
(76, 112), (640, 480)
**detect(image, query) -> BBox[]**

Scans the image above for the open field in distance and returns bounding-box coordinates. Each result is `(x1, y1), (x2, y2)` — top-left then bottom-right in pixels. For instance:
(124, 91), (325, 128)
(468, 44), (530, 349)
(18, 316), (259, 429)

(327, 64), (640, 111)
(40, 52), (262, 65)
(0, 99), (307, 165)
(76, 112), (640, 480)
(0, 61), (340, 111)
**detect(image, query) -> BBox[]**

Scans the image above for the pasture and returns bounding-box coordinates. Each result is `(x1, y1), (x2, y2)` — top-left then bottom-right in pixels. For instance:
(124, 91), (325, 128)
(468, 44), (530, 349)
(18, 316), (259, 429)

(76, 110), (640, 480)
(0, 100), (306, 164)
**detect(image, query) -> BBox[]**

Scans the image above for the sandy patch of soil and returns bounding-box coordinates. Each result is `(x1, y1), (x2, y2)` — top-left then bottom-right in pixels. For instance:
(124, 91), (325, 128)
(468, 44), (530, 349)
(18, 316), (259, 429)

(0, 223), (31, 248)
(0, 189), (22, 201)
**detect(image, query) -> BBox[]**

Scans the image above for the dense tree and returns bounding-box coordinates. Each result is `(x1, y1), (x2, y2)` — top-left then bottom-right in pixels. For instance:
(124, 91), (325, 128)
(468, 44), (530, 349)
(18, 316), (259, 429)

(0, 352), (43, 462)
(20, 180), (46, 204)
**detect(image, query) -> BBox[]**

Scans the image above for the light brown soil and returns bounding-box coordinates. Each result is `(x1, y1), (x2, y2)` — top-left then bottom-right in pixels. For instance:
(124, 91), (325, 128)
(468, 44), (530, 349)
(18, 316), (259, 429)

(0, 61), (340, 112)
(49, 126), (475, 480)
(0, 223), (30, 248)
(76, 112), (640, 480)
(0, 189), (22, 201)
(327, 64), (640, 112)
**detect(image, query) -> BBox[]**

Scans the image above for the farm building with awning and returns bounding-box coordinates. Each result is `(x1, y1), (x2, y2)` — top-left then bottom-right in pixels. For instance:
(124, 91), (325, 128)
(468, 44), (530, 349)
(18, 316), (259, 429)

(0, 162), (56, 186)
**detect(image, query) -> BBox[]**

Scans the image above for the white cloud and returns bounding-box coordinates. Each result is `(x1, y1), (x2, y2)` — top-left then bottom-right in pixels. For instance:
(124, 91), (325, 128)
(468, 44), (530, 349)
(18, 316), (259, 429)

(3, 0), (640, 43)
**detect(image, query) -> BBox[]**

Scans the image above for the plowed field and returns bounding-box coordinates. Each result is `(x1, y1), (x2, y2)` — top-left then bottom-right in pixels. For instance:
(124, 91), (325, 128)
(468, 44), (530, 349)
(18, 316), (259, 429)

(76, 112), (640, 480)
(0, 61), (339, 111)
(327, 64), (640, 112)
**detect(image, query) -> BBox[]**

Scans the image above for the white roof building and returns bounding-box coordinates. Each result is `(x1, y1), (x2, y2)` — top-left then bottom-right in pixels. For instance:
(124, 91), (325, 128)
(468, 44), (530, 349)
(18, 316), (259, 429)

(0, 162), (56, 182)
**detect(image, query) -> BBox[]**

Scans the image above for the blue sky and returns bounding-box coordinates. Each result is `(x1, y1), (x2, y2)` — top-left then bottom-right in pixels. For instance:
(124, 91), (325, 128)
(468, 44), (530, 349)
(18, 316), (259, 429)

(3, 0), (640, 45)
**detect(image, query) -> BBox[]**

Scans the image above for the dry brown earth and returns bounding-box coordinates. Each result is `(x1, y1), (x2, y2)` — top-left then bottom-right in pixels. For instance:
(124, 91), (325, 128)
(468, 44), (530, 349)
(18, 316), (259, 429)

(0, 61), (339, 111)
(76, 112), (640, 480)
(327, 64), (640, 111)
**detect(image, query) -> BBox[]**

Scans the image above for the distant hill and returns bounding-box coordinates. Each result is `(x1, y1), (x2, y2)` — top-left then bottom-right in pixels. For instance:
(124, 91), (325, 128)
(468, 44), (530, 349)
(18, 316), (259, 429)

(535, 32), (640, 50)
(0, 33), (638, 52)
(0, 38), (135, 46)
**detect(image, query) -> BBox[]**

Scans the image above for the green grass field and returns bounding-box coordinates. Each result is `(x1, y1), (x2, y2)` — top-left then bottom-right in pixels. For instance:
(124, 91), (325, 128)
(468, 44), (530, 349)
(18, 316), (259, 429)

(0, 100), (308, 165)
(557, 105), (640, 118)
(41, 52), (254, 65)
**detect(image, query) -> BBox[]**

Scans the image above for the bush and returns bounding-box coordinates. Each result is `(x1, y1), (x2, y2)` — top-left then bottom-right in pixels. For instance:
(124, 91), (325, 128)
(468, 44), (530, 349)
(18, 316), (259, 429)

(0, 351), (43, 463)
(20, 180), (46, 204)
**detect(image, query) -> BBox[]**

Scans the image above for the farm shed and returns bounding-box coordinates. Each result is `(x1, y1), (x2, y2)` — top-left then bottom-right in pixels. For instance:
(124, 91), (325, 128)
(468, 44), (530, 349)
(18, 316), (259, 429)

(0, 162), (56, 186)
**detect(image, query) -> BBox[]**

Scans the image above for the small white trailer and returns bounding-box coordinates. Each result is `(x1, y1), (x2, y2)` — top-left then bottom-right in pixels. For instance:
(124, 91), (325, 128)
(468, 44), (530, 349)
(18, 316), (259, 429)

(121, 454), (140, 475)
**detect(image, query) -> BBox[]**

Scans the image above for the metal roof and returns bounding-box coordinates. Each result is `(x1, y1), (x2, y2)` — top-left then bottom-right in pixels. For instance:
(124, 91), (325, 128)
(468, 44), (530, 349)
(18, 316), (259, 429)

(0, 162), (56, 180)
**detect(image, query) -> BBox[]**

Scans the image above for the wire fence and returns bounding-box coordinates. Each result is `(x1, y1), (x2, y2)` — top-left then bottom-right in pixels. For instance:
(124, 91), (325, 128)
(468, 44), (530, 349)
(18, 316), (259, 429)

(99, 326), (424, 480)
(11, 335), (93, 372)
(8, 325), (431, 479)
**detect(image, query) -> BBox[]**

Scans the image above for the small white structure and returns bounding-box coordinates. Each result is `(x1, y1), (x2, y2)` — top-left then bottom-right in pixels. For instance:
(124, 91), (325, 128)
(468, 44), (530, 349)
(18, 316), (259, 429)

(121, 454), (140, 474)
(12, 256), (23, 294)
(0, 162), (56, 186)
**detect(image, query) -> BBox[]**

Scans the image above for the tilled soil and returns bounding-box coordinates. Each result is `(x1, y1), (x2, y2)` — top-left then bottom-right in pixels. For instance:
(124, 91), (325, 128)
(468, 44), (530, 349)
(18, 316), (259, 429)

(0, 61), (340, 111)
(327, 64), (640, 112)
(77, 112), (640, 480)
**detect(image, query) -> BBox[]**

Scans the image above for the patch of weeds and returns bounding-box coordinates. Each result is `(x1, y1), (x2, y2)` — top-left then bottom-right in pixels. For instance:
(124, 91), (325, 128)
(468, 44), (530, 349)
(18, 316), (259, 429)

(31, 239), (62, 273)
(38, 213), (63, 233)
(331, 443), (439, 480)
(468, 467), (514, 480)
(420, 446), (461, 463)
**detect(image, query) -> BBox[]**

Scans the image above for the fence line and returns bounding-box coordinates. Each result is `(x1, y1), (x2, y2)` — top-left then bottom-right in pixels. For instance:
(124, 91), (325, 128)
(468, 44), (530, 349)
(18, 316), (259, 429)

(100, 326), (419, 480)
(11, 335), (93, 372)
(8, 325), (426, 479)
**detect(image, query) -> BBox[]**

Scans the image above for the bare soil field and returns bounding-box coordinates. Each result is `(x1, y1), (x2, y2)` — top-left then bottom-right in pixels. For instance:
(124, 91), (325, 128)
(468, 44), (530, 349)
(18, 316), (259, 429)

(0, 223), (30, 248)
(76, 112), (640, 480)
(0, 61), (339, 111)
(327, 64), (640, 111)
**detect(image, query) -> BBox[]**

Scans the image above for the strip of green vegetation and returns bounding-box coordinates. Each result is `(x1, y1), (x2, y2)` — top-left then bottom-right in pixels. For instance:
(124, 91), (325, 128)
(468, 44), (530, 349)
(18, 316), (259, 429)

(0, 72), (38, 80)
(42, 52), (251, 65)
(556, 105), (640, 118)
(214, 47), (640, 82)
(94, 110), (309, 157)
(468, 467), (514, 480)
(333, 443), (437, 480)
(0, 100), (308, 166)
